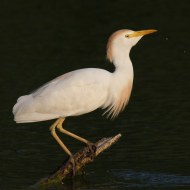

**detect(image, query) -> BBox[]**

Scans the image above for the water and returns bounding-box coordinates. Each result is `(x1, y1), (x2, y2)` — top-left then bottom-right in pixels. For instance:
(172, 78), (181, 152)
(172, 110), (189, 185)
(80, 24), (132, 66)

(0, 0), (190, 189)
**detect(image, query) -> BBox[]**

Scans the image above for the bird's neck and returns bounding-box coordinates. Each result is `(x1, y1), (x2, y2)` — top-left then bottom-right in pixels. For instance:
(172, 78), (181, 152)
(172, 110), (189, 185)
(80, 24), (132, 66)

(113, 48), (133, 80)
(103, 48), (134, 118)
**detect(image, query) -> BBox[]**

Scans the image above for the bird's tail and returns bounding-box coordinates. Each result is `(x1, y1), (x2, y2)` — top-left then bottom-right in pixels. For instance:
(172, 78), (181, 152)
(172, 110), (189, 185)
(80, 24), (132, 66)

(13, 95), (59, 123)
(13, 95), (33, 123)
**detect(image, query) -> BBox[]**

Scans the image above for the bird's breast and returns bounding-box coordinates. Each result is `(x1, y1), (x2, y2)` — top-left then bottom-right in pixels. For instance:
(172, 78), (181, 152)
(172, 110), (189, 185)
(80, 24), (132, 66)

(103, 72), (133, 118)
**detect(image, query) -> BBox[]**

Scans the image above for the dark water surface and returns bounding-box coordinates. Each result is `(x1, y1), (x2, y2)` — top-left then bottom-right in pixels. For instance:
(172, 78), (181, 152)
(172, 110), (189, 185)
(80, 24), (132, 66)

(0, 0), (190, 189)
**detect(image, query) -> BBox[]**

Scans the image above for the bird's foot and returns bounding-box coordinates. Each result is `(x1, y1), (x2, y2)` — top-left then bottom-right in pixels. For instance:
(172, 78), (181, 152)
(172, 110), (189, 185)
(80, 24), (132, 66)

(69, 156), (76, 177)
(86, 142), (97, 160)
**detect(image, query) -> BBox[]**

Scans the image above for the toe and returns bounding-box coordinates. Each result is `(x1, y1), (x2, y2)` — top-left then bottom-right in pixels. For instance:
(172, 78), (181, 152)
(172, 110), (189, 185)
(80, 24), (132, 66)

(87, 142), (97, 153)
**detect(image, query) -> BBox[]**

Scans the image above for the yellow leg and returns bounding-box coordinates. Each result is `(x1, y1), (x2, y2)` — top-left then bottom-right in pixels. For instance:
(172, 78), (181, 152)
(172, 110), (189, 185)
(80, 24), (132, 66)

(50, 118), (76, 175)
(50, 118), (96, 170)
(49, 118), (72, 157)
(56, 118), (91, 145)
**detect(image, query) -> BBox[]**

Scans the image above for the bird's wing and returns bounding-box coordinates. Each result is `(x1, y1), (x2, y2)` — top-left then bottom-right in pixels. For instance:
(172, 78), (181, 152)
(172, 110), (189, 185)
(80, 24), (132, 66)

(32, 71), (74, 97)
(31, 68), (111, 116)
(32, 69), (108, 97)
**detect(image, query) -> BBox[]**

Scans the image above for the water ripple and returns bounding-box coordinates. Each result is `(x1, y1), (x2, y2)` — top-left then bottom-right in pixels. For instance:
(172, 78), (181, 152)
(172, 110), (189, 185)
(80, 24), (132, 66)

(112, 169), (190, 188)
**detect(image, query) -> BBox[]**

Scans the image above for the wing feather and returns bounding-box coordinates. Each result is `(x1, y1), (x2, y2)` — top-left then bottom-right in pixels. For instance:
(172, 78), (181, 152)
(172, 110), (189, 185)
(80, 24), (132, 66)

(30, 68), (111, 116)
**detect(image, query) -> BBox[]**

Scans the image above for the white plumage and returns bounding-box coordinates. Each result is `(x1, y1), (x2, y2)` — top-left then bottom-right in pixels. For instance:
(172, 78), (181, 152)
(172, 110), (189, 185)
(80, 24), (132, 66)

(12, 29), (157, 171)
(13, 68), (111, 122)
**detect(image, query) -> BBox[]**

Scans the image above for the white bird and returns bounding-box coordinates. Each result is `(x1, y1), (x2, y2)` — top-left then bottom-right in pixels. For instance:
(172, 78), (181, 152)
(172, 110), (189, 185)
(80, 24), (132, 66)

(13, 29), (157, 172)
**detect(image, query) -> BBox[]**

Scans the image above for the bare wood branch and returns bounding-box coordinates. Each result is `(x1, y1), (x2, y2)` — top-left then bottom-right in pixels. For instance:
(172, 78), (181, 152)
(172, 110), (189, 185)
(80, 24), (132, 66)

(37, 133), (121, 187)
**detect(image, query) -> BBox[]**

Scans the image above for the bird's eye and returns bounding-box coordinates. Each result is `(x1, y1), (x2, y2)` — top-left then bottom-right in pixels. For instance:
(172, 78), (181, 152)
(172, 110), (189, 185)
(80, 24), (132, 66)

(125, 34), (129, 38)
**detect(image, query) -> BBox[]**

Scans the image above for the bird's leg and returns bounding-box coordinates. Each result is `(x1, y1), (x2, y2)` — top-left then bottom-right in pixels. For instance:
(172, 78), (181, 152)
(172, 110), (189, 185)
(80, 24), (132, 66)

(49, 118), (76, 176)
(57, 119), (97, 159)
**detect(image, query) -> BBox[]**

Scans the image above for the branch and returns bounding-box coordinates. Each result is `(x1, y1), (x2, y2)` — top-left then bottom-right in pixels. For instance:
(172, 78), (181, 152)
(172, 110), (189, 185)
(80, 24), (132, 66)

(37, 133), (121, 187)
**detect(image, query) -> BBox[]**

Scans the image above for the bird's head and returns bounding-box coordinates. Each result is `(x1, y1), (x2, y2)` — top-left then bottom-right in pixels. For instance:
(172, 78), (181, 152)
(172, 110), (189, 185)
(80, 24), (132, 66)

(107, 29), (157, 63)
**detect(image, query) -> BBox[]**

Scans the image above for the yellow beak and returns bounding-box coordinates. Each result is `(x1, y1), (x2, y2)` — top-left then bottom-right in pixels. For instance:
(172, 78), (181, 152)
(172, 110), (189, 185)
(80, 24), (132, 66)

(127, 29), (157, 38)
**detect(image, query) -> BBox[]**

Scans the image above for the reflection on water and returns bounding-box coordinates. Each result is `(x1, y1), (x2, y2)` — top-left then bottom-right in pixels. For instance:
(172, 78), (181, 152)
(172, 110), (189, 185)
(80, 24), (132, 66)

(0, 0), (190, 190)
(30, 170), (190, 190)
(113, 170), (190, 188)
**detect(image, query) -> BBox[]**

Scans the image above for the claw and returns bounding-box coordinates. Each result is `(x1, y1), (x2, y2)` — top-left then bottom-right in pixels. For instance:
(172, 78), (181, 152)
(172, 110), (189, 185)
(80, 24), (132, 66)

(87, 142), (97, 153)
(87, 142), (96, 160)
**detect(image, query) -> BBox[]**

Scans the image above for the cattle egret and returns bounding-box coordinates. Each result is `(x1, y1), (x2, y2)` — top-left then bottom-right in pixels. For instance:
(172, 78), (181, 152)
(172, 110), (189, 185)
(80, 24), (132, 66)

(13, 29), (157, 173)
